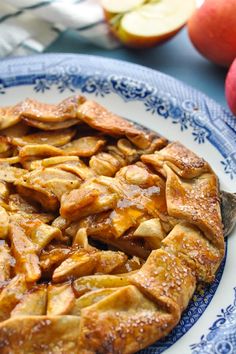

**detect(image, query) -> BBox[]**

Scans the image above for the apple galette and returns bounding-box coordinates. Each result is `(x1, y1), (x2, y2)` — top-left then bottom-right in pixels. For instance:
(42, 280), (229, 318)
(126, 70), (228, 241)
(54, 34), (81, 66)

(0, 96), (224, 353)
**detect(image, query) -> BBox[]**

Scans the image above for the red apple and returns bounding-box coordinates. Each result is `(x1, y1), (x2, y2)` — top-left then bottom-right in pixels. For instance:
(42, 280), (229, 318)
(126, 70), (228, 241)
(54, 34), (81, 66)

(102, 0), (196, 48)
(188, 0), (236, 67)
(226, 58), (236, 116)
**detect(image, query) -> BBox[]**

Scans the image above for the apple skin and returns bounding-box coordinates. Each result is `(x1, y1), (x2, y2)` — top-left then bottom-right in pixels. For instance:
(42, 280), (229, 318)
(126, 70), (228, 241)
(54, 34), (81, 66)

(103, 9), (179, 48)
(225, 58), (236, 116)
(103, 2), (195, 49)
(188, 0), (236, 67)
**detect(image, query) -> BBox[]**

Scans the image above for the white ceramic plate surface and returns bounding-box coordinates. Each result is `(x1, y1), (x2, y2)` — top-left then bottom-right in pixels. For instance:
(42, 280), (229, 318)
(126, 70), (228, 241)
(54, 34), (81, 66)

(0, 54), (235, 354)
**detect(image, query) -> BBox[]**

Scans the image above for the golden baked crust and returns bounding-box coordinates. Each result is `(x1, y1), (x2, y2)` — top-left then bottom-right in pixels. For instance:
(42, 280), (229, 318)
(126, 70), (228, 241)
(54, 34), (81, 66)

(0, 315), (81, 353)
(0, 96), (224, 353)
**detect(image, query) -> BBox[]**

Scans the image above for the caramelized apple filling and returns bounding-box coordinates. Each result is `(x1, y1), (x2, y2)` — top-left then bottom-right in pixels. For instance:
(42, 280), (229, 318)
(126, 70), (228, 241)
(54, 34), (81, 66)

(0, 96), (224, 353)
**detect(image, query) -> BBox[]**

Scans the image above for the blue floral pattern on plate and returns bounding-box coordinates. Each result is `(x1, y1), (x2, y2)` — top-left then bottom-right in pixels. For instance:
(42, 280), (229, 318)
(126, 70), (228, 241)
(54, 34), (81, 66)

(140, 250), (227, 354)
(0, 54), (235, 354)
(190, 287), (236, 354)
(0, 56), (235, 180)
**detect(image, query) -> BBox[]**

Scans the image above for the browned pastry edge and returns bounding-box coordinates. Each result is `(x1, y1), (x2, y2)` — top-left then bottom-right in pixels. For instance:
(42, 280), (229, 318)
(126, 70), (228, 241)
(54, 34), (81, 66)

(0, 97), (225, 354)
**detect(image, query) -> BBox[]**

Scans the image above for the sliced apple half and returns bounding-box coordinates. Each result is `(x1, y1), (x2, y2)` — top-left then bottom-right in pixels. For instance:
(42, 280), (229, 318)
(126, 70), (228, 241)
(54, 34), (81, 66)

(102, 0), (196, 48)
(102, 0), (145, 15)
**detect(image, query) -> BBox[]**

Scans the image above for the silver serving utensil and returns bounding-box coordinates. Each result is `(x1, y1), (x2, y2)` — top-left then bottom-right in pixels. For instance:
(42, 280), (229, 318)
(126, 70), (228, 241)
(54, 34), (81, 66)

(221, 191), (236, 237)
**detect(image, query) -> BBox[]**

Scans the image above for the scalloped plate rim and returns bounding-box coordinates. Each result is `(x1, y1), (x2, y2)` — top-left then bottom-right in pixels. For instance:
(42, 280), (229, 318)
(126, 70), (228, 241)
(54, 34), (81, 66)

(0, 53), (235, 354)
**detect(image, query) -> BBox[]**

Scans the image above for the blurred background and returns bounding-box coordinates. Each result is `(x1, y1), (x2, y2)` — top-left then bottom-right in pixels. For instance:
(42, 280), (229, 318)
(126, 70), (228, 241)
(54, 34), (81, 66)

(0, 0), (235, 111)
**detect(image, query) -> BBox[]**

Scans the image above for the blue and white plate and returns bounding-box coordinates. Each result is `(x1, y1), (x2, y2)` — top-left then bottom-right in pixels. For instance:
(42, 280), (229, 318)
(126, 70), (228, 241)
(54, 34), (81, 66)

(0, 54), (235, 354)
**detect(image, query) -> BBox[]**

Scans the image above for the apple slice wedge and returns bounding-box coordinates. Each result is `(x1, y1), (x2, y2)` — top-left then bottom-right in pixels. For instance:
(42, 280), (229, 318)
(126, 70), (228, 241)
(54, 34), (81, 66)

(102, 0), (196, 48)
(102, 0), (145, 15)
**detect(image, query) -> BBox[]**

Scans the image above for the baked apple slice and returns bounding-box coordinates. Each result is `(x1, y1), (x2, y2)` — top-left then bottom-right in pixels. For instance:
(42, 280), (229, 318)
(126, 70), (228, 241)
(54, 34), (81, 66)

(102, 0), (196, 48)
